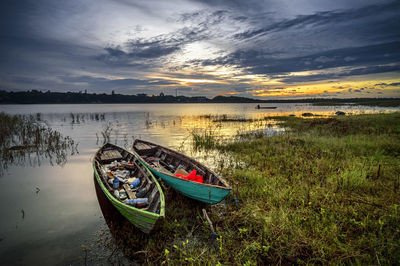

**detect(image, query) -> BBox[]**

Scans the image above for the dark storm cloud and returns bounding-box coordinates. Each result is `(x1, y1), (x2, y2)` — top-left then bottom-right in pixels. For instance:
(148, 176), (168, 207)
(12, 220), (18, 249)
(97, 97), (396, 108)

(234, 1), (400, 40)
(0, 34), (101, 81)
(189, 0), (400, 84)
(98, 10), (228, 66)
(280, 65), (400, 83)
(201, 41), (400, 82)
(1, 0), (400, 95)
(59, 75), (180, 89)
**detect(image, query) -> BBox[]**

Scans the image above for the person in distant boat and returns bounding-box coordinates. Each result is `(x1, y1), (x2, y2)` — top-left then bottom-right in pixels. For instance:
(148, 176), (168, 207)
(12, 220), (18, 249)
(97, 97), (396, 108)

(256, 104), (260, 109)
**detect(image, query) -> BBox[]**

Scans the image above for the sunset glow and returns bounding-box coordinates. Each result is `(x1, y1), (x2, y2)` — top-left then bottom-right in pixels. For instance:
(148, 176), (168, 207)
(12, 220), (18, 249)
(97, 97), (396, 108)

(0, 0), (399, 98)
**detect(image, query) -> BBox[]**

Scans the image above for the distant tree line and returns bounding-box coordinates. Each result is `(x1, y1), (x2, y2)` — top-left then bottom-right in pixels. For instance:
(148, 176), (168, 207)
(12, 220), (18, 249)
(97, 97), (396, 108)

(0, 89), (399, 104)
(0, 90), (266, 104)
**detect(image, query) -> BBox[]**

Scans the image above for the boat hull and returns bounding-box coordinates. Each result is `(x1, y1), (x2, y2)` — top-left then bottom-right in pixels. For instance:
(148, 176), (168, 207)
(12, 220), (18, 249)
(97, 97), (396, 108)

(137, 157), (231, 204)
(93, 160), (164, 234)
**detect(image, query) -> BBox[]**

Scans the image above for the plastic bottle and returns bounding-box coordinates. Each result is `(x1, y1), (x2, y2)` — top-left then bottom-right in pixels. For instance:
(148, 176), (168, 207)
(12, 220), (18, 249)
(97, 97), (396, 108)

(100, 166), (106, 175)
(113, 190), (120, 198)
(124, 198), (149, 207)
(113, 178), (120, 189)
(129, 178), (141, 189)
(100, 166), (108, 178)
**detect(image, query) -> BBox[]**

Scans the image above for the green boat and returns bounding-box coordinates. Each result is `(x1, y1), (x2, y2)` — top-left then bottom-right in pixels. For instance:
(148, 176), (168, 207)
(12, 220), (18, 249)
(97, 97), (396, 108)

(132, 139), (231, 205)
(93, 143), (165, 234)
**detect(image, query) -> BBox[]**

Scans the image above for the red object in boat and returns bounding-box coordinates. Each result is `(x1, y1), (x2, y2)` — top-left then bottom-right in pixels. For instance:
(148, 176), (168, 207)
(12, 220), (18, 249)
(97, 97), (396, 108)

(175, 170), (203, 183)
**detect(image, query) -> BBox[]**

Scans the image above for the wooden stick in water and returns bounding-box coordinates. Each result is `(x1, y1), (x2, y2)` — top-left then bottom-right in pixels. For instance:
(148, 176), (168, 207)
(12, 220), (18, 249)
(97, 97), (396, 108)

(202, 208), (215, 234)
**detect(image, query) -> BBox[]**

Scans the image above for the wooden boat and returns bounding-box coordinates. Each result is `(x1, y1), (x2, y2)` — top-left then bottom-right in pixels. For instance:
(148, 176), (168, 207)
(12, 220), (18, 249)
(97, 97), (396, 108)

(256, 105), (277, 109)
(93, 143), (165, 233)
(132, 139), (231, 205)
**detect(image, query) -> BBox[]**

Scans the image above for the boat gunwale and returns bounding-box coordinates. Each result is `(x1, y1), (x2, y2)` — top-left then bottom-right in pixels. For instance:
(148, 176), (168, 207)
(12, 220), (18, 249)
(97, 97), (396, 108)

(133, 139), (232, 190)
(93, 143), (165, 220)
(145, 161), (231, 190)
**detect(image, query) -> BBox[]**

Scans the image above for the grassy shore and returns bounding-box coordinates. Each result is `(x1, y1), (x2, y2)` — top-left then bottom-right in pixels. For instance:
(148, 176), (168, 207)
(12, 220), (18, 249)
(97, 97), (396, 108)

(313, 99), (400, 107)
(135, 112), (400, 265)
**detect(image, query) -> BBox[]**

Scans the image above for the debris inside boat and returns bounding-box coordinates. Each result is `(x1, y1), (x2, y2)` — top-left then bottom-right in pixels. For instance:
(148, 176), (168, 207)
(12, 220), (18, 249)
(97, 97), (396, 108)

(94, 144), (164, 213)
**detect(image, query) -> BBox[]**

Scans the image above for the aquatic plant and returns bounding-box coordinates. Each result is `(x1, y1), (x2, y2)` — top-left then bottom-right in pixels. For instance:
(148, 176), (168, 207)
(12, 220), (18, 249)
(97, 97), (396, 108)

(0, 112), (77, 175)
(87, 112), (400, 265)
(191, 126), (221, 150)
(101, 122), (113, 144)
(211, 112), (400, 264)
(130, 112), (400, 264)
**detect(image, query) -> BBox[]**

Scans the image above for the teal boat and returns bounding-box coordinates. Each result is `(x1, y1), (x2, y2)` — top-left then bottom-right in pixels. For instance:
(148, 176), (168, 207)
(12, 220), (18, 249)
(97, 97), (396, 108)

(132, 139), (231, 204)
(93, 143), (165, 233)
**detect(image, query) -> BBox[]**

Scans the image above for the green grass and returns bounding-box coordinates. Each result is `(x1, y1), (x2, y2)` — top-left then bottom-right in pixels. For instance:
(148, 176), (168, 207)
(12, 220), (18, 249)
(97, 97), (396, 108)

(179, 112), (400, 264)
(191, 126), (221, 150)
(313, 99), (400, 107)
(96, 112), (400, 265)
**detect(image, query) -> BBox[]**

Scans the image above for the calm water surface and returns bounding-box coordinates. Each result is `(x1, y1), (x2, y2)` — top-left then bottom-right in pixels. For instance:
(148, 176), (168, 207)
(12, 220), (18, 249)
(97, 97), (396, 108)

(0, 103), (397, 265)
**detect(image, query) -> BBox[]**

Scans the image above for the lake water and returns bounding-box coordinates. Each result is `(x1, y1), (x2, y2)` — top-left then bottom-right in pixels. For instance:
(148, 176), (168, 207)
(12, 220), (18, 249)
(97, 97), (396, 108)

(0, 103), (398, 265)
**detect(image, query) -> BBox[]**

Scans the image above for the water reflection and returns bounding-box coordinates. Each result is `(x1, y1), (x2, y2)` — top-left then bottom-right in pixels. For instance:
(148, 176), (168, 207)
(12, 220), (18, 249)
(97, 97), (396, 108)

(93, 175), (145, 264)
(0, 113), (78, 177)
(0, 103), (398, 264)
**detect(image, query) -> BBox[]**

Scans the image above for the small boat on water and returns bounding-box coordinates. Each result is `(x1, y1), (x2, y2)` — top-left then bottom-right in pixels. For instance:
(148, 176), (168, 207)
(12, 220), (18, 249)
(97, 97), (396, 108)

(93, 143), (165, 233)
(132, 139), (231, 205)
(256, 105), (277, 109)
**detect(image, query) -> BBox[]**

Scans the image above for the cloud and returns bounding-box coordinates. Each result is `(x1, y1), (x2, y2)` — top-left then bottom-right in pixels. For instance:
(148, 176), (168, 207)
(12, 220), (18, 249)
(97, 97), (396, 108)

(203, 41), (400, 81)
(280, 64), (400, 83)
(97, 9), (229, 66)
(315, 56), (335, 63)
(1, 0), (400, 97)
(375, 82), (400, 87)
(233, 1), (400, 41)
(58, 75), (180, 89)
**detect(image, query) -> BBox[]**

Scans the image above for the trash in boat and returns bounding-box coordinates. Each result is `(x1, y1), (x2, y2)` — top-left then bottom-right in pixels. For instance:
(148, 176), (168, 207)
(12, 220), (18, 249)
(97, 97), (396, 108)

(127, 177), (136, 183)
(113, 178), (120, 189)
(130, 177), (141, 189)
(136, 187), (148, 198)
(175, 169), (204, 183)
(114, 169), (130, 179)
(100, 156), (149, 203)
(146, 157), (160, 163)
(108, 160), (120, 170)
(119, 190), (128, 200)
(124, 198), (149, 208)
(174, 168), (189, 176)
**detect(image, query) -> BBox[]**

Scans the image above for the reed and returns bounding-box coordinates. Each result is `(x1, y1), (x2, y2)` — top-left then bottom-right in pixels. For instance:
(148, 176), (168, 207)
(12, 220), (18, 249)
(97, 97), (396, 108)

(138, 112), (400, 265)
(191, 126), (221, 150)
(210, 112), (400, 264)
(0, 112), (77, 175)
(84, 112), (400, 264)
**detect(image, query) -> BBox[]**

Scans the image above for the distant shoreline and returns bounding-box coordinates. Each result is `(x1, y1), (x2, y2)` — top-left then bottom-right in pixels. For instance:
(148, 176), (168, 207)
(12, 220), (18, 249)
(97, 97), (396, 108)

(0, 90), (399, 106)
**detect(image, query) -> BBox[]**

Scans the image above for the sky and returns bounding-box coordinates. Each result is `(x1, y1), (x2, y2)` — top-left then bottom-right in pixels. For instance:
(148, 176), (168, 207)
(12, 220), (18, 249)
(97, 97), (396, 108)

(0, 0), (399, 99)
